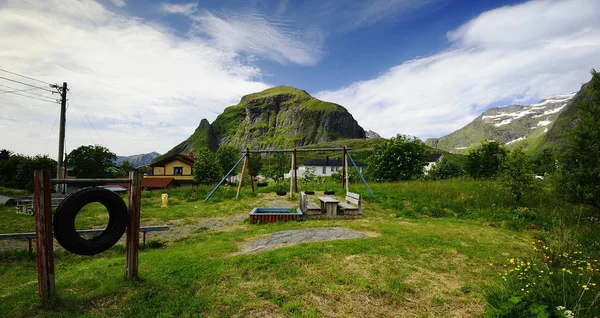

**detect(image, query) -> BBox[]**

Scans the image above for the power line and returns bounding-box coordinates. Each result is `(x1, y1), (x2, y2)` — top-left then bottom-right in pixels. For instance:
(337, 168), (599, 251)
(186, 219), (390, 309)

(68, 101), (97, 145)
(69, 91), (106, 146)
(44, 105), (61, 155)
(0, 75), (56, 93)
(0, 88), (58, 103)
(0, 68), (52, 85)
(0, 87), (39, 94)
(0, 83), (57, 99)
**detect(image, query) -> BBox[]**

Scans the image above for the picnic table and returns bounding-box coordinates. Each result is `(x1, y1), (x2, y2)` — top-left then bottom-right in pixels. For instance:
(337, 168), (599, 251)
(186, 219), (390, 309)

(318, 196), (339, 218)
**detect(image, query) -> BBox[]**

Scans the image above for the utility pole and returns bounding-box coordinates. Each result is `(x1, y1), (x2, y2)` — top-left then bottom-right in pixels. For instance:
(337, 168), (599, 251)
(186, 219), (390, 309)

(53, 82), (67, 192)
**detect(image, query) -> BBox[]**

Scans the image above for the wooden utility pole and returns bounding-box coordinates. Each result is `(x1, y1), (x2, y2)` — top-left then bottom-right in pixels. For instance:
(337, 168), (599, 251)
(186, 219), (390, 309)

(344, 146), (349, 193)
(236, 154), (247, 199)
(33, 169), (55, 300)
(246, 148), (255, 192)
(55, 82), (67, 192)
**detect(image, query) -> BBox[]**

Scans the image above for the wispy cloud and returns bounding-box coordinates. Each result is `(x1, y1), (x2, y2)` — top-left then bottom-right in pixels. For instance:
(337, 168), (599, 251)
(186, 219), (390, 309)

(0, 0), (269, 157)
(109, 0), (126, 8)
(160, 2), (197, 15)
(317, 0), (600, 140)
(188, 10), (324, 66)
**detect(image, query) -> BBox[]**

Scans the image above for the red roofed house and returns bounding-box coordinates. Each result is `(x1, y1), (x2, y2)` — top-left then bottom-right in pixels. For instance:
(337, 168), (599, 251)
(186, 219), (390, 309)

(143, 153), (195, 188)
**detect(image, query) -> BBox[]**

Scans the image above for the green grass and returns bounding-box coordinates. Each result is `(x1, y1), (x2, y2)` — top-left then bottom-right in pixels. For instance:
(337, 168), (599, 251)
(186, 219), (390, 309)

(0, 180), (597, 317)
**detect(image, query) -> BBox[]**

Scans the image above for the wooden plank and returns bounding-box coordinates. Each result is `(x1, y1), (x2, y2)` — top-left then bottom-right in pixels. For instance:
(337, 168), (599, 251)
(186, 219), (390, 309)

(346, 197), (360, 205)
(0, 226), (169, 241)
(347, 192), (360, 200)
(34, 169), (55, 300)
(126, 171), (142, 279)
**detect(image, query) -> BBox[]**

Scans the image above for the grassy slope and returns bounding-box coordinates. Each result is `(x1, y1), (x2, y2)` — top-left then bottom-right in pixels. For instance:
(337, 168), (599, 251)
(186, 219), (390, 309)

(2, 179), (592, 317)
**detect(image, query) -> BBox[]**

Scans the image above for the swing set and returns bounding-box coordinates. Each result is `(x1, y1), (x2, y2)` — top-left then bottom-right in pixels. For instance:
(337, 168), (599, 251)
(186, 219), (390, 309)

(204, 146), (374, 202)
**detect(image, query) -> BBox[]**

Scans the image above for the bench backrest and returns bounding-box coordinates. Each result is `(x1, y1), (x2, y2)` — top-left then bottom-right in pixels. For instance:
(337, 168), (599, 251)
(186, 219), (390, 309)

(299, 191), (307, 211)
(346, 191), (360, 205)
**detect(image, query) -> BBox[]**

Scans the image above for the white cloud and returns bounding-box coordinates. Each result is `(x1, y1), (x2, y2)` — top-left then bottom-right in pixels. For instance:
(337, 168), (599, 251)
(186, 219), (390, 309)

(317, 0), (600, 140)
(109, 0), (126, 8)
(0, 0), (269, 157)
(188, 10), (324, 66)
(160, 2), (197, 14)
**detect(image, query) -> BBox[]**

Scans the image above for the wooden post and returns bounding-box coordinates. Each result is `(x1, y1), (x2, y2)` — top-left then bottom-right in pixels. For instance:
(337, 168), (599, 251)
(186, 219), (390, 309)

(293, 148), (298, 193)
(236, 154), (247, 199)
(246, 148), (255, 192)
(126, 171), (142, 279)
(34, 169), (55, 300)
(289, 149), (295, 198)
(344, 146), (349, 193)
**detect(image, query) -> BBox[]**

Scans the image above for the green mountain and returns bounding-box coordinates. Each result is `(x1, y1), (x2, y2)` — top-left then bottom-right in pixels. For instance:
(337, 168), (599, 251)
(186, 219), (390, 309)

(116, 152), (161, 168)
(159, 86), (366, 159)
(425, 93), (577, 154)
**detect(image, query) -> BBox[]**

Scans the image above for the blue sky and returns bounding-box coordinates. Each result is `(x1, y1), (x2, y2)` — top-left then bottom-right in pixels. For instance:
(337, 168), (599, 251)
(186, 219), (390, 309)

(1, 0), (599, 157)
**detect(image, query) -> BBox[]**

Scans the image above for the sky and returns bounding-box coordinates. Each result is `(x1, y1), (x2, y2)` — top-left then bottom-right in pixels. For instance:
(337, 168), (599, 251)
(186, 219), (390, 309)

(1, 0), (599, 158)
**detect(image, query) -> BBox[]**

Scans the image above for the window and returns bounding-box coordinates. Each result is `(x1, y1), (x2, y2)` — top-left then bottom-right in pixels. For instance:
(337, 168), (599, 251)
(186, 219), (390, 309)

(331, 166), (334, 172)
(322, 166), (326, 174)
(174, 167), (183, 175)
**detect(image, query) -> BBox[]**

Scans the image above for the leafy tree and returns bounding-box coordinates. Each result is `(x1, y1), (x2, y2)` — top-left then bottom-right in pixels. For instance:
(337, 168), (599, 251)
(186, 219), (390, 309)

(216, 146), (241, 176)
(192, 147), (222, 185)
(367, 134), (427, 181)
(114, 160), (135, 177)
(0, 149), (13, 161)
(247, 153), (262, 177)
(66, 145), (116, 178)
(427, 155), (468, 180)
(265, 152), (289, 181)
(558, 69), (600, 208)
(466, 141), (507, 179)
(500, 148), (535, 203)
(0, 153), (56, 191)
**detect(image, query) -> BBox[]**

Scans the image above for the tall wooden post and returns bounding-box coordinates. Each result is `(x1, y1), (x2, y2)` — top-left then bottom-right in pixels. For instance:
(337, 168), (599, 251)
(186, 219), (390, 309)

(246, 148), (255, 192)
(344, 146), (349, 193)
(341, 147), (346, 188)
(289, 149), (295, 198)
(293, 148), (298, 193)
(34, 169), (55, 300)
(126, 171), (142, 279)
(236, 154), (247, 199)
(56, 82), (67, 193)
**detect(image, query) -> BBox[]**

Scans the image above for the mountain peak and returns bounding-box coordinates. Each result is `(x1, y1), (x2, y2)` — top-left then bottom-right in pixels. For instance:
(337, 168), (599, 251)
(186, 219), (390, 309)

(240, 86), (311, 104)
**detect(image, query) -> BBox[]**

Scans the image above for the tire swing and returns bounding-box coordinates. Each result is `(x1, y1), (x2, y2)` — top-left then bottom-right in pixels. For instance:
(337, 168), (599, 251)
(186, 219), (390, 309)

(54, 187), (129, 256)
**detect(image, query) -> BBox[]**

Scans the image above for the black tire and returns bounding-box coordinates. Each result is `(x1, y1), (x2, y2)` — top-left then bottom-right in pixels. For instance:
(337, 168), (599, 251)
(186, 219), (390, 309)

(304, 191), (315, 195)
(276, 191), (287, 196)
(324, 191), (335, 195)
(54, 187), (129, 256)
(257, 182), (268, 187)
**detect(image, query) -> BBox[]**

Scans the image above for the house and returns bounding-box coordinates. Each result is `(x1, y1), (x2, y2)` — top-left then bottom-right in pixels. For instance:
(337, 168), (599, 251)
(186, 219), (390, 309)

(424, 153), (443, 173)
(285, 158), (367, 179)
(144, 153), (195, 187)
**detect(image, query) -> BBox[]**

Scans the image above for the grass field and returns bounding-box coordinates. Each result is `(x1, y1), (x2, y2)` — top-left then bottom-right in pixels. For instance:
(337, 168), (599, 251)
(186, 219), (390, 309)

(0, 180), (597, 317)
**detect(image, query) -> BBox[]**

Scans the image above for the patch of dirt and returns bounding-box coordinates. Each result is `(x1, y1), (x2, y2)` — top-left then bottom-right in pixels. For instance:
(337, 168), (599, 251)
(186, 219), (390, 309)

(235, 227), (379, 255)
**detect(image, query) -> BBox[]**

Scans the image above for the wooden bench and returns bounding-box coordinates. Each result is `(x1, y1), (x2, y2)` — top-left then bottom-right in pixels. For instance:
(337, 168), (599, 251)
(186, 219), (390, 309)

(0, 225), (170, 254)
(337, 191), (362, 216)
(299, 191), (321, 215)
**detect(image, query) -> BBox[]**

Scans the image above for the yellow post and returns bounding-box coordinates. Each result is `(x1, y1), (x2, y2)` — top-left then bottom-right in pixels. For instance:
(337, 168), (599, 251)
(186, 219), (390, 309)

(161, 193), (169, 208)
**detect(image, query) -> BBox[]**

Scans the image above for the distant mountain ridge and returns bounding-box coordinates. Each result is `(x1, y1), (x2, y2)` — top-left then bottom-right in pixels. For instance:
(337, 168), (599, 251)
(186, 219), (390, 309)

(157, 86), (366, 161)
(425, 93), (576, 154)
(116, 152), (161, 167)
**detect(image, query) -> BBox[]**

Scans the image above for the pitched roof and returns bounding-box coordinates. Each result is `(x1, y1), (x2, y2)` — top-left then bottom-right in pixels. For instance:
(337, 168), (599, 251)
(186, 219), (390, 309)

(427, 154), (443, 162)
(150, 154), (195, 167)
(302, 158), (367, 167)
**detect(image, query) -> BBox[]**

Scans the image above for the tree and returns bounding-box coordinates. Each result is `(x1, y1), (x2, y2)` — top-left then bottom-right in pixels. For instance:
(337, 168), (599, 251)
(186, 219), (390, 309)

(0, 153), (56, 191)
(558, 69), (600, 208)
(216, 146), (241, 175)
(66, 145), (116, 178)
(0, 149), (13, 161)
(265, 152), (289, 181)
(114, 160), (135, 177)
(367, 134), (427, 182)
(428, 155), (468, 180)
(500, 148), (535, 203)
(193, 147), (222, 185)
(466, 141), (507, 179)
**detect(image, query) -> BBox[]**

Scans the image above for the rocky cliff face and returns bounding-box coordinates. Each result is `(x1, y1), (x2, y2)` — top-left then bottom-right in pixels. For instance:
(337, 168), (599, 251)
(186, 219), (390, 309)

(159, 86), (366, 159)
(425, 93), (576, 154)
